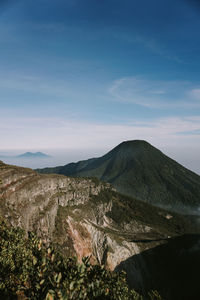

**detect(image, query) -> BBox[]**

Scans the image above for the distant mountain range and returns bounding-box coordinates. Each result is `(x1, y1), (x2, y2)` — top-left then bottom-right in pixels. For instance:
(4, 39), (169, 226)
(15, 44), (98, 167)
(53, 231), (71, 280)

(0, 152), (51, 159)
(36, 140), (200, 213)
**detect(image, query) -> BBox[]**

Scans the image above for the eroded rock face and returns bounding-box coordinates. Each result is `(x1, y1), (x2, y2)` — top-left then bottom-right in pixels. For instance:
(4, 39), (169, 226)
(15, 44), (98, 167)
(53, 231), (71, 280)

(52, 205), (151, 294)
(0, 161), (154, 291)
(1, 160), (199, 298)
(0, 162), (109, 241)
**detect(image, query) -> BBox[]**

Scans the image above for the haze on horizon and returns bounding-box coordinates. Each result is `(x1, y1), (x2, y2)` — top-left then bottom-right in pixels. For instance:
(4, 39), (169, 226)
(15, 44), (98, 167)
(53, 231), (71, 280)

(0, 0), (200, 173)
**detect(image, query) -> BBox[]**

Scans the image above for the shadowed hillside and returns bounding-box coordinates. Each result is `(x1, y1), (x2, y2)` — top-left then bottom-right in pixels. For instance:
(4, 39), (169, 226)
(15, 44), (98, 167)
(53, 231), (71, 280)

(115, 234), (200, 300)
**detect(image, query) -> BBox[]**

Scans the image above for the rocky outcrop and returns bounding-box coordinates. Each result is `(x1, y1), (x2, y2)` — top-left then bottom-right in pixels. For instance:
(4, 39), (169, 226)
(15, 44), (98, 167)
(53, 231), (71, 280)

(0, 161), (157, 292)
(0, 160), (199, 298)
(0, 161), (110, 242)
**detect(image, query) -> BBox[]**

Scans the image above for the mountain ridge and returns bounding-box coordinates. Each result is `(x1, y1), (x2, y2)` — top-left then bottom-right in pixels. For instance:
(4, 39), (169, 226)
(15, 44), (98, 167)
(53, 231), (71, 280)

(37, 140), (200, 213)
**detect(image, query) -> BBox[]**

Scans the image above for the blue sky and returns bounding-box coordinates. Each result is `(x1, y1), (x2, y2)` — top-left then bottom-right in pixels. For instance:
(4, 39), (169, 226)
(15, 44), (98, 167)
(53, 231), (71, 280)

(0, 0), (200, 173)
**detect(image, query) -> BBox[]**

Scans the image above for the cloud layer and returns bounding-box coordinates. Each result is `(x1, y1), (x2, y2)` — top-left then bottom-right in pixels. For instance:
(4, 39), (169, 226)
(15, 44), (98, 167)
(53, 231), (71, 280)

(0, 115), (199, 149)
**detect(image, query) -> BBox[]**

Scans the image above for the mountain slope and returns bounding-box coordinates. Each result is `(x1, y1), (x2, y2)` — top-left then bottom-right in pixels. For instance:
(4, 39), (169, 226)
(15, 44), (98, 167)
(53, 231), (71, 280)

(1, 160), (200, 299)
(37, 140), (200, 212)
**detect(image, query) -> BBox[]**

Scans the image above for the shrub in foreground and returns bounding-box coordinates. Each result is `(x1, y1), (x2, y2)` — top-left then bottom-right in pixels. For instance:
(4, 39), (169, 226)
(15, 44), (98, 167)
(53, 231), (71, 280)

(0, 219), (161, 300)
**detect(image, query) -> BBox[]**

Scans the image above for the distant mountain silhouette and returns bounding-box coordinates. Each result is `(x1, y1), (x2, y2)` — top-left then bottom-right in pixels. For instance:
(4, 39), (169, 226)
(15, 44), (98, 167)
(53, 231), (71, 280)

(0, 152), (51, 159)
(17, 152), (51, 158)
(37, 140), (200, 212)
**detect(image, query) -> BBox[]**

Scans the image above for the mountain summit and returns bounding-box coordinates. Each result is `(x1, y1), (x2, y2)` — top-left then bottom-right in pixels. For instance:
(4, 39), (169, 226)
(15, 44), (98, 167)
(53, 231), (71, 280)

(37, 140), (200, 212)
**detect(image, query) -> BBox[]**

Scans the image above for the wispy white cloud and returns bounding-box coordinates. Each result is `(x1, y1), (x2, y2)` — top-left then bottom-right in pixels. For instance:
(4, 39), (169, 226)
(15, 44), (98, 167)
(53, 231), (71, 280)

(0, 115), (199, 149)
(109, 76), (200, 108)
(177, 129), (200, 135)
(0, 73), (73, 98)
(189, 88), (200, 100)
(112, 32), (185, 64)
(0, 65), (106, 104)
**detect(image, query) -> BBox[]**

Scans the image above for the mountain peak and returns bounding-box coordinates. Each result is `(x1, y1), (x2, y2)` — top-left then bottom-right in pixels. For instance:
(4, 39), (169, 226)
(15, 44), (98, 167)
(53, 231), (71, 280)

(117, 140), (152, 149)
(109, 140), (159, 160)
(120, 139), (149, 145)
(37, 140), (200, 212)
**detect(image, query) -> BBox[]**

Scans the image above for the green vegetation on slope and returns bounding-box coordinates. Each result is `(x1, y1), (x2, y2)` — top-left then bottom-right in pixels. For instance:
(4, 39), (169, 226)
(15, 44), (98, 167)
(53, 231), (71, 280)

(36, 140), (200, 212)
(0, 219), (161, 300)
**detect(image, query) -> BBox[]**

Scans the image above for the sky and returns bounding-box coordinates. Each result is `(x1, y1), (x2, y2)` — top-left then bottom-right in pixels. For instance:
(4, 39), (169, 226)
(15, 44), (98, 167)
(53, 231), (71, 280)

(0, 0), (200, 173)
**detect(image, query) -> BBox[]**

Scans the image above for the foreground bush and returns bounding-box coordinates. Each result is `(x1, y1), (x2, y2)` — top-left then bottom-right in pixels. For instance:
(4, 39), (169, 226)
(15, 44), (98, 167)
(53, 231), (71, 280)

(0, 219), (161, 299)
